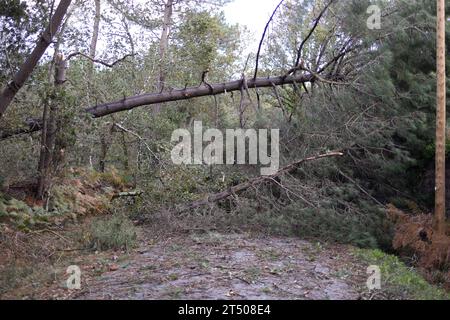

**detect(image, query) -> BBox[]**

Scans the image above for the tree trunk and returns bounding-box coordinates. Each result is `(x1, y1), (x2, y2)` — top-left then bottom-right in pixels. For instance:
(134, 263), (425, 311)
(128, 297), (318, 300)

(36, 101), (50, 200)
(434, 0), (447, 235)
(36, 55), (67, 200)
(154, 0), (173, 114)
(1, 73), (316, 139)
(87, 73), (315, 118)
(99, 133), (108, 173)
(98, 123), (114, 173)
(89, 0), (101, 78)
(120, 130), (129, 170)
(0, 0), (72, 117)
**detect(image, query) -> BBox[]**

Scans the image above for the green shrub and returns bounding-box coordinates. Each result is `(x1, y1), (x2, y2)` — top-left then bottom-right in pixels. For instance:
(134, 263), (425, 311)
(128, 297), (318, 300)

(247, 202), (393, 249)
(86, 214), (137, 251)
(356, 249), (450, 300)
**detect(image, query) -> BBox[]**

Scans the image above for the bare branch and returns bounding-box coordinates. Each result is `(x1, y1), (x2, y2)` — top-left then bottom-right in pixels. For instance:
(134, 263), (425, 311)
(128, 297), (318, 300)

(294, 0), (335, 70)
(253, 0), (286, 80)
(66, 52), (136, 68)
(176, 152), (344, 213)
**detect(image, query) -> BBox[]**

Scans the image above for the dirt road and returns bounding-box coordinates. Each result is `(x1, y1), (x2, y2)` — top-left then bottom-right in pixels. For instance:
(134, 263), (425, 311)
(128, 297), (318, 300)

(67, 232), (368, 300)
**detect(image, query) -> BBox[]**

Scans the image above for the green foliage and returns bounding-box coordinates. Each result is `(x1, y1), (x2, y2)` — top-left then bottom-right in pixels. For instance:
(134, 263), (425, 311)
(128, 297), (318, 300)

(0, 0), (27, 21)
(423, 139), (450, 160)
(238, 199), (393, 249)
(0, 196), (51, 231)
(172, 9), (241, 85)
(356, 249), (450, 300)
(1, 1), (448, 298)
(0, 167), (129, 230)
(0, 0), (48, 81)
(85, 214), (137, 251)
(368, 0), (450, 204)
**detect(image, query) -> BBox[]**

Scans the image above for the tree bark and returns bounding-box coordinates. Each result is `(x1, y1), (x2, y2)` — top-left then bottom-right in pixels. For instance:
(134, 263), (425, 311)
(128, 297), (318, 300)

(0, 0), (72, 117)
(89, 0), (101, 78)
(99, 133), (108, 173)
(87, 73), (315, 118)
(154, 0), (174, 114)
(111, 190), (143, 200)
(0, 119), (42, 139)
(36, 54), (67, 200)
(98, 123), (115, 172)
(434, 0), (447, 235)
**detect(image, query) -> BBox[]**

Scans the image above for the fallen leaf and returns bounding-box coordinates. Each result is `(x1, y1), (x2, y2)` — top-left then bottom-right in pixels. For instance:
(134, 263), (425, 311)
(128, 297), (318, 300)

(109, 264), (119, 272)
(226, 290), (242, 297)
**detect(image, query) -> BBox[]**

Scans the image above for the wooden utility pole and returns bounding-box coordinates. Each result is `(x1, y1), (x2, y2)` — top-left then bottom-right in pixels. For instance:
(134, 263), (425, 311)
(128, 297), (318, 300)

(434, 0), (447, 235)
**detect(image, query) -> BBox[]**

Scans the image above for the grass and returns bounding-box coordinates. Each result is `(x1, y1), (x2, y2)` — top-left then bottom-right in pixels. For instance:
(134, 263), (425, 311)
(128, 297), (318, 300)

(86, 214), (138, 251)
(257, 248), (283, 261)
(0, 264), (34, 296)
(168, 273), (179, 281)
(243, 266), (262, 281)
(355, 249), (450, 300)
(165, 286), (184, 299)
(0, 261), (58, 298)
(190, 231), (226, 246)
(261, 287), (273, 294)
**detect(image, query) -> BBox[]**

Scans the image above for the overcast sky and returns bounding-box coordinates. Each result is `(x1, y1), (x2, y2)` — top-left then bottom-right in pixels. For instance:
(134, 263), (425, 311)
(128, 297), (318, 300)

(223, 0), (280, 46)
(33, 0), (282, 60)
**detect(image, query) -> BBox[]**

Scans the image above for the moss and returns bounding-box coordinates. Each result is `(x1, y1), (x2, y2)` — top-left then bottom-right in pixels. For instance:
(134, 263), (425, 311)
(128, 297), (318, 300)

(355, 248), (450, 300)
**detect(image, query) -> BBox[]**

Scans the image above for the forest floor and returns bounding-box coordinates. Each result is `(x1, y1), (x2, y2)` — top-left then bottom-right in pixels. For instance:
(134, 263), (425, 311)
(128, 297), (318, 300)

(1, 222), (383, 300)
(1, 172), (448, 300)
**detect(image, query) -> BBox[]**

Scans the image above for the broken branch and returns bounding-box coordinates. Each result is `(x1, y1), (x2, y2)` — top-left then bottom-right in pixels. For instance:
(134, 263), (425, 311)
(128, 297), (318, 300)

(87, 73), (315, 118)
(176, 152), (344, 213)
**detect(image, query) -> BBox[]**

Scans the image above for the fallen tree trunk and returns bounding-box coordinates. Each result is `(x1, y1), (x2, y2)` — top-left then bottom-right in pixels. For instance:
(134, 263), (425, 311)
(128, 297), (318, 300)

(1, 73), (315, 139)
(111, 190), (143, 200)
(176, 152), (343, 213)
(0, 119), (42, 139)
(85, 73), (315, 118)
